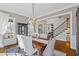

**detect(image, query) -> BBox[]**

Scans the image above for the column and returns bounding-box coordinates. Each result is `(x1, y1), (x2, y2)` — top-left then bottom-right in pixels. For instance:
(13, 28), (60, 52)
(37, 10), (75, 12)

(70, 8), (77, 50)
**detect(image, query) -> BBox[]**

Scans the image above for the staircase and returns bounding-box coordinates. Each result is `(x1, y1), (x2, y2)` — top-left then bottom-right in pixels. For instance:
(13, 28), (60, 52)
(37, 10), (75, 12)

(54, 19), (70, 37)
(53, 19), (77, 55)
(53, 19), (70, 46)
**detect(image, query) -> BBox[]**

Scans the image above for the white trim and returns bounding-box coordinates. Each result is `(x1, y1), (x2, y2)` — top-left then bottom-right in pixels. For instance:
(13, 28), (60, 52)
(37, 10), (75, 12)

(37, 11), (71, 21)
(37, 4), (79, 19)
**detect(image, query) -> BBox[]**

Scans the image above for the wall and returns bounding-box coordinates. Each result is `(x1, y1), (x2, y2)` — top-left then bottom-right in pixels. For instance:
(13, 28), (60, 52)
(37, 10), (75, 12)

(37, 6), (77, 50)
(46, 16), (67, 30)
(36, 16), (68, 41)
(0, 9), (28, 34)
(0, 10), (28, 48)
(36, 16), (67, 34)
(46, 16), (67, 41)
(0, 12), (9, 48)
(56, 32), (66, 41)
(0, 35), (4, 47)
(38, 9), (77, 50)
(9, 14), (28, 34)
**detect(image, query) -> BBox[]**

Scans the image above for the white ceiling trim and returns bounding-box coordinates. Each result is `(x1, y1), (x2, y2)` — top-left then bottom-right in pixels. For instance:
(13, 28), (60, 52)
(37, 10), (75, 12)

(37, 4), (79, 19)
(37, 11), (71, 22)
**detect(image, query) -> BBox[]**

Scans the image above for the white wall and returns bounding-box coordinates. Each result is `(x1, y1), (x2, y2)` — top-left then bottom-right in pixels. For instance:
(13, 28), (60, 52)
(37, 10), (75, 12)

(10, 14), (28, 34)
(36, 16), (67, 34)
(46, 16), (67, 30)
(46, 16), (67, 41)
(44, 9), (77, 50)
(36, 16), (67, 41)
(0, 12), (9, 48)
(37, 6), (77, 50)
(0, 35), (4, 47)
(56, 32), (66, 41)
(55, 28), (70, 41)
(0, 10), (28, 34)
(0, 10), (27, 48)
(45, 12), (77, 50)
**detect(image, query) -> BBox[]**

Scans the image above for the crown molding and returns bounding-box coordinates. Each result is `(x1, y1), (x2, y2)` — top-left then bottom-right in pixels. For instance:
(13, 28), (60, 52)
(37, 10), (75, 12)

(37, 4), (79, 20)
(37, 11), (72, 22)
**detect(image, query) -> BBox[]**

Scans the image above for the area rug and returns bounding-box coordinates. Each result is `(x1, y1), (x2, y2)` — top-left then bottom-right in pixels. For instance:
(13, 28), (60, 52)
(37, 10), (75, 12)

(5, 47), (37, 56)
(5, 47), (24, 56)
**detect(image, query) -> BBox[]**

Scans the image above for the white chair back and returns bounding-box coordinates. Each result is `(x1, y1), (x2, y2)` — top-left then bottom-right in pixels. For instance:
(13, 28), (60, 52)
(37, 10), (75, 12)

(17, 35), (25, 49)
(42, 38), (56, 56)
(21, 35), (35, 55)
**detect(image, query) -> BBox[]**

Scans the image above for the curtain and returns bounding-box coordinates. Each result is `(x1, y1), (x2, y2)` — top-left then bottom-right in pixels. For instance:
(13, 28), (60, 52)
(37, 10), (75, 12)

(0, 12), (9, 47)
(0, 12), (9, 35)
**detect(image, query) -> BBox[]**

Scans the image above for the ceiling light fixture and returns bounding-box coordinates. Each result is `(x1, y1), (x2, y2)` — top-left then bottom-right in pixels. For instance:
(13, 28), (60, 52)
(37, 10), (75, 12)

(27, 3), (37, 32)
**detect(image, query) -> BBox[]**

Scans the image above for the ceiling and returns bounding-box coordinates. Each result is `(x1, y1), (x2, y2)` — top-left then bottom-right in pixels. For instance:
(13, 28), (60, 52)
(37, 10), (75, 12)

(0, 3), (78, 17)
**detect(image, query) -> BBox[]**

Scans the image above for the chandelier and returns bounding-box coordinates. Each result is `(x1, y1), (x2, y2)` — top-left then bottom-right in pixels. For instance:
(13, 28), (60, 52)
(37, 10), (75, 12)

(27, 3), (37, 32)
(28, 3), (36, 26)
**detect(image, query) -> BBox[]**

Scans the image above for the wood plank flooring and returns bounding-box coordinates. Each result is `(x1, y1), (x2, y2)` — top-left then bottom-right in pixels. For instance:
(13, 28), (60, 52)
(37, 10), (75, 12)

(0, 44), (17, 56)
(54, 40), (77, 56)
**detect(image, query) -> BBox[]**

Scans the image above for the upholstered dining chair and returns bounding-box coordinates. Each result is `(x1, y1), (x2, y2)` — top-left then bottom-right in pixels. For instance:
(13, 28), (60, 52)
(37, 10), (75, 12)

(42, 38), (66, 56)
(17, 35), (25, 50)
(17, 35), (37, 56)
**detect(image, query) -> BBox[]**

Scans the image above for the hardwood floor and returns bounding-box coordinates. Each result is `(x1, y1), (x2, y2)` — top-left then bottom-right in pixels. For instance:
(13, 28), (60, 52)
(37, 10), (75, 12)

(0, 39), (77, 56)
(54, 40), (77, 56)
(54, 40), (66, 53)
(33, 38), (77, 56)
(0, 44), (17, 56)
(33, 40), (47, 55)
(5, 44), (18, 48)
(0, 48), (5, 53)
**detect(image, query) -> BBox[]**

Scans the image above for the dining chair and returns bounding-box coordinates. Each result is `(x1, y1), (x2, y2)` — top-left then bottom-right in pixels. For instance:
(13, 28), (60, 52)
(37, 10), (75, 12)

(42, 38), (66, 56)
(17, 35), (37, 56)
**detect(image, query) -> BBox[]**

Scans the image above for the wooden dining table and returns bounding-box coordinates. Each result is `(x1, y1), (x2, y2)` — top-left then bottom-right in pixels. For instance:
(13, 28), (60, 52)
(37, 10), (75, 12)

(32, 38), (48, 55)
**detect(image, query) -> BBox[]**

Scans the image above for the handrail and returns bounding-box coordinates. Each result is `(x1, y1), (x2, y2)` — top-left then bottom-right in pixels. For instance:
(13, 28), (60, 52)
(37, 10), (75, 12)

(54, 20), (68, 31)
(54, 19), (68, 37)
(54, 28), (67, 37)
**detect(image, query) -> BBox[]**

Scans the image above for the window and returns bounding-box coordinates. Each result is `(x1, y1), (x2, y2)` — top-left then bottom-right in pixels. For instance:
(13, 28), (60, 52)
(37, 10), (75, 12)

(38, 24), (43, 34)
(18, 23), (28, 36)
